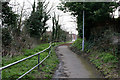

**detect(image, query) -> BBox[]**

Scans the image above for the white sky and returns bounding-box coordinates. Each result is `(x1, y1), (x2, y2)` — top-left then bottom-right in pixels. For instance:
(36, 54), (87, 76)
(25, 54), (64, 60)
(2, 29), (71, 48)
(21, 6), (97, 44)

(9, 0), (119, 35)
(9, 0), (78, 35)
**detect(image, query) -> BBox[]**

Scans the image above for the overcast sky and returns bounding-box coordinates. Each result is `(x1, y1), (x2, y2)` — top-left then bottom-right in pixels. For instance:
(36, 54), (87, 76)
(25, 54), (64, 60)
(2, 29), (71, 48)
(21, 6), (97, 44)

(9, 0), (78, 35)
(9, 0), (119, 35)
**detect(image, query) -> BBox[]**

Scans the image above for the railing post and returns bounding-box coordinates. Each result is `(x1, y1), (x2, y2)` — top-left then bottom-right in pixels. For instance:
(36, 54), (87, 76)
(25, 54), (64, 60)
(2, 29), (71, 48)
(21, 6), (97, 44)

(38, 54), (40, 70)
(49, 47), (51, 55)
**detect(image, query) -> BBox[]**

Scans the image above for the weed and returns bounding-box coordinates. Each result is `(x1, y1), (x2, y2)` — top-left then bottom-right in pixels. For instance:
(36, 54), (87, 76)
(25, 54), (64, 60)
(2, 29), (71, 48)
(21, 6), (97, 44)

(2, 42), (63, 79)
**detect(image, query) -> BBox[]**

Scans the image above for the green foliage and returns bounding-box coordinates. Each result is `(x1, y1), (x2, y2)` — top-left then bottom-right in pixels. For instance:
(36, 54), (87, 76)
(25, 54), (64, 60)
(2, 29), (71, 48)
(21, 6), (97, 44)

(25, 1), (50, 38)
(2, 43), (62, 79)
(52, 13), (67, 42)
(2, 2), (18, 48)
(2, 2), (18, 28)
(71, 36), (119, 77)
(89, 52), (118, 78)
(41, 34), (50, 43)
(79, 29), (119, 58)
(90, 52), (118, 65)
(72, 38), (83, 50)
(58, 2), (119, 38)
(2, 28), (12, 47)
(99, 53), (118, 63)
(24, 49), (34, 56)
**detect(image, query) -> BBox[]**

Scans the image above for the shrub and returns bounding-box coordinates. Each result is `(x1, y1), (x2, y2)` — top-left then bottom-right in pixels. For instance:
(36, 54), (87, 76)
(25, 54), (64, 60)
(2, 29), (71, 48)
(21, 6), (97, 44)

(99, 52), (118, 63)
(72, 38), (83, 50)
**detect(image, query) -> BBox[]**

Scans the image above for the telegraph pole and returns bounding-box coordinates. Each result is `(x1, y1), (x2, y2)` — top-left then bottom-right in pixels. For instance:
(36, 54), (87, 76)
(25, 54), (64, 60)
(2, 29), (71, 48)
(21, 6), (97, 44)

(82, 3), (85, 51)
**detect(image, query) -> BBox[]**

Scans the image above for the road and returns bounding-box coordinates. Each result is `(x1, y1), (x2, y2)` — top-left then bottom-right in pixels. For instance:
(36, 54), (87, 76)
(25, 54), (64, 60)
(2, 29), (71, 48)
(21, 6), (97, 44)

(53, 45), (102, 78)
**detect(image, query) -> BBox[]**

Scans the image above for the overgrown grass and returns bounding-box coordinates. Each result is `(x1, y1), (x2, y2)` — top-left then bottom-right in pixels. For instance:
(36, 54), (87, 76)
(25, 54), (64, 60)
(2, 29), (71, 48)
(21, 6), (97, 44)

(2, 42), (64, 79)
(71, 38), (119, 78)
(71, 38), (83, 50)
(89, 52), (118, 78)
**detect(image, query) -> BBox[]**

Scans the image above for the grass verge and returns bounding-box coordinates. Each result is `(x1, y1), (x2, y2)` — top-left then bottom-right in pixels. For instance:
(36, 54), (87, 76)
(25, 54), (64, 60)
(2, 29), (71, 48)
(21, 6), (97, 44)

(2, 42), (64, 80)
(70, 38), (119, 78)
(89, 51), (118, 78)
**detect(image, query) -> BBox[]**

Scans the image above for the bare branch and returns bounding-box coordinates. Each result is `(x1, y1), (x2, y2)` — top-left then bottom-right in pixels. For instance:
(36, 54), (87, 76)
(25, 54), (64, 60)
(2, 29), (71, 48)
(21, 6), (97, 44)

(27, 0), (32, 6)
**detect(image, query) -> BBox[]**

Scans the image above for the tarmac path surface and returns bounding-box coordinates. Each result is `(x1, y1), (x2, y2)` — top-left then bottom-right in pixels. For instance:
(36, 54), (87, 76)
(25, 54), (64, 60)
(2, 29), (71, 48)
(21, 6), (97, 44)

(53, 45), (102, 78)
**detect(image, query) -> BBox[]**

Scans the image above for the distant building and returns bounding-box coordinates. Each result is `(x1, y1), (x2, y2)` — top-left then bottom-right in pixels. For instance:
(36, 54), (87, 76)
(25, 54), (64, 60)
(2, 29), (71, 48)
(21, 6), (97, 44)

(45, 31), (77, 42)
(70, 34), (77, 41)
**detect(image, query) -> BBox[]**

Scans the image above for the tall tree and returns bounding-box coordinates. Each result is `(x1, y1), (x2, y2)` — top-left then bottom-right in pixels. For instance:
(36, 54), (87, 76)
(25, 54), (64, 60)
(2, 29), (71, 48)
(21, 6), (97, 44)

(2, 2), (19, 56)
(52, 13), (59, 41)
(52, 13), (67, 42)
(25, 1), (50, 39)
(2, 2), (18, 30)
(2, 2), (18, 47)
(52, 16), (55, 40)
(58, 2), (118, 39)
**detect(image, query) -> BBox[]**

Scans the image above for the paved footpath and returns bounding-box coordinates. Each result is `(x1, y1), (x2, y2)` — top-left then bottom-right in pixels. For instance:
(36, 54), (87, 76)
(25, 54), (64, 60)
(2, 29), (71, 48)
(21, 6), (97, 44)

(53, 45), (101, 78)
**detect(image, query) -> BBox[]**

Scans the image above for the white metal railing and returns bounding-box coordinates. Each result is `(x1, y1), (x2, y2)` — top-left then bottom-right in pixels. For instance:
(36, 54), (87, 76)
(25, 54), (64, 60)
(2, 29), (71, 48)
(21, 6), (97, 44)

(0, 43), (52, 80)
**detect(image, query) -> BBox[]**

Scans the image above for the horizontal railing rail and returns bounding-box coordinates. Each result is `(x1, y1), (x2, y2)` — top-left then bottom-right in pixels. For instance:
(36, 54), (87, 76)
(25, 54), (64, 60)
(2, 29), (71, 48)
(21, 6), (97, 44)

(0, 42), (53, 80)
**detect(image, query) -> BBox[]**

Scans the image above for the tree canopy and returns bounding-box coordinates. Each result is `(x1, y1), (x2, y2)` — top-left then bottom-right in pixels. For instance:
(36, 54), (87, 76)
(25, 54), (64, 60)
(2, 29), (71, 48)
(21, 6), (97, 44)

(2, 2), (18, 47)
(25, 1), (50, 39)
(58, 2), (118, 39)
